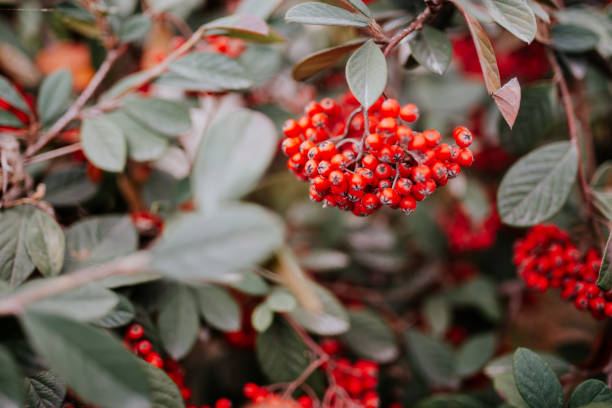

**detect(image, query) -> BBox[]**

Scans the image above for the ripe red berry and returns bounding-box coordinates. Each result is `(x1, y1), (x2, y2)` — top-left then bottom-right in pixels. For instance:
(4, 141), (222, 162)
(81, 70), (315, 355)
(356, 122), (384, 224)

(399, 103), (419, 122)
(126, 324), (144, 341)
(281, 137), (301, 157)
(378, 117), (398, 133)
(395, 178), (413, 196)
(399, 195), (417, 214)
(380, 188), (400, 207)
(365, 133), (383, 151)
(423, 129), (441, 147)
(456, 148), (474, 167)
(282, 119), (301, 138)
(136, 340), (152, 355)
(243, 383), (260, 399)
(381, 98), (400, 117)
(215, 398), (232, 408)
(453, 126), (473, 147)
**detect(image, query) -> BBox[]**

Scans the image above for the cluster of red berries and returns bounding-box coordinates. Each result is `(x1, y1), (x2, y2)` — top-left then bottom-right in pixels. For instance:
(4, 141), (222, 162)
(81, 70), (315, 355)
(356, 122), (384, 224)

(281, 94), (475, 216)
(513, 224), (611, 319)
(320, 339), (381, 407)
(443, 205), (500, 252)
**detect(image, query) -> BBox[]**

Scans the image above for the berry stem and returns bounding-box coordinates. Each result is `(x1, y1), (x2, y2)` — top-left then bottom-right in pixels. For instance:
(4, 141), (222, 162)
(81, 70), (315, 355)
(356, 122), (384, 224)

(382, 0), (440, 57)
(24, 142), (82, 166)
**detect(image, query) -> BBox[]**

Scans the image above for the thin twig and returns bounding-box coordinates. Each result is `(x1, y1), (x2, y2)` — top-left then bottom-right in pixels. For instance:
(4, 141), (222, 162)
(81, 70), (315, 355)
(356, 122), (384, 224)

(25, 45), (128, 157)
(24, 143), (82, 166)
(383, 5), (434, 57)
(0, 251), (151, 316)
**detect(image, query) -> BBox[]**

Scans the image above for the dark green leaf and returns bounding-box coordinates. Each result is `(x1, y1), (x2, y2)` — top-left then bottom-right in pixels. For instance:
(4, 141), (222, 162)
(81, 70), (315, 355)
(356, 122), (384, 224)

(94, 294), (135, 328)
(169, 52), (252, 91)
(422, 295), (450, 337)
(341, 309), (399, 363)
(24, 370), (66, 408)
(27, 283), (118, 322)
(285, 2), (370, 27)
(346, 39), (387, 109)
(499, 83), (557, 155)
(122, 96), (191, 136)
(415, 395), (485, 408)
(0, 345), (22, 408)
(569, 379), (612, 408)
(409, 26), (452, 75)
(21, 311), (151, 408)
(0, 75), (29, 112)
(63, 215), (138, 274)
(290, 282), (349, 335)
(513, 348), (564, 408)
(25, 210), (65, 277)
(497, 141), (578, 226)
(42, 165), (98, 206)
(37, 70), (72, 125)
(405, 329), (459, 388)
(0, 205), (36, 286)
(551, 24), (599, 53)
(158, 284), (199, 360)
(192, 109), (277, 213)
(481, 0), (536, 43)
(119, 14), (152, 43)
(140, 361), (185, 408)
(107, 111), (168, 162)
(597, 231), (612, 291)
(455, 333), (496, 378)
(448, 278), (502, 322)
(292, 39), (367, 81)
(0, 110), (24, 128)
(152, 204), (284, 283)
(195, 284), (241, 332)
(81, 115), (127, 172)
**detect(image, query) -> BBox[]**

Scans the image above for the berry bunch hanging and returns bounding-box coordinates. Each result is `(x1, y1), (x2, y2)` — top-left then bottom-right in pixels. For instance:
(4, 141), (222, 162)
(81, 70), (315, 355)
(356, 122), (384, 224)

(513, 224), (610, 319)
(281, 93), (474, 216)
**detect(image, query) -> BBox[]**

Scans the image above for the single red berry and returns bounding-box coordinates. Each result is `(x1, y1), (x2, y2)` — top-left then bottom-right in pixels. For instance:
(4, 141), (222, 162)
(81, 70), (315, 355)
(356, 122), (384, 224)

(297, 395), (313, 408)
(305, 101), (322, 117)
(215, 398), (232, 408)
(380, 188), (400, 207)
(456, 148), (474, 167)
(380, 98), (400, 117)
(435, 143), (452, 161)
(281, 137), (301, 157)
(144, 352), (164, 368)
(311, 112), (328, 128)
(317, 160), (332, 178)
(399, 195), (417, 214)
(300, 140), (316, 155)
(395, 178), (413, 196)
(399, 103), (419, 122)
(362, 193), (380, 210)
(282, 119), (301, 138)
(377, 117), (398, 133)
(126, 324), (144, 341)
(365, 133), (383, 151)
(243, 383), (260, 399)
(375, 163), (393, 179)
(377, 145), (393, 163)
(397, 125), (413, 145)
(453, 126), (473, 147)
(408, 133), (426, 151)
(362, 154), (379, 170)
(423, 129), (441, 147)
(136, 340), (152, 355)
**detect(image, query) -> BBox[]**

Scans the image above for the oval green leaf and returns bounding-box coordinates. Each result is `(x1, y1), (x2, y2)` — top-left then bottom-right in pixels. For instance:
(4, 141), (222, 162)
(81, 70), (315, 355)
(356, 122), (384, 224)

(37, 70), (73, 125)
(513, 348), (564, 408)
(25, 210), (65, 277)
(157, 284), (199, 360)
(481, 0), (537, 43)
(195, 284), (242, 332)
(81, 115), (127, 172)
(346, 39), (387, 109)
(122, 96), (191, 137)
(409, 26), (452, 75)
(285, 2), (370, 27)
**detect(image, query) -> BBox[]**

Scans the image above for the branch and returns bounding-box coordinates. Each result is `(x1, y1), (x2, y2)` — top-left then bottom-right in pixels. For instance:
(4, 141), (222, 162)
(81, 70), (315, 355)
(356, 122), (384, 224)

(0, 251), (151, 316)
(383, 1), (438, 57)
(25, 45), (127, 157)
(24, 143), (82, 166)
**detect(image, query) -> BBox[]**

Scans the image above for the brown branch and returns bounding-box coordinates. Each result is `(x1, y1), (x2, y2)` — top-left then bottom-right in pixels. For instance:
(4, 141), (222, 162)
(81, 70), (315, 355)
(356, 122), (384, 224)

(383, 3), (436, 57)
(24, 143), (82, 166)
(546, 49), (593, 222)
(0, 251), (151, 316)
(25, 45), (127, 157)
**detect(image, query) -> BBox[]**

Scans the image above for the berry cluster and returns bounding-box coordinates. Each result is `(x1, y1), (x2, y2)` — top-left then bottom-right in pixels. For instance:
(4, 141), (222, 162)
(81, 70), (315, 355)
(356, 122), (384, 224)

(241, 383), (311, 408)
(513, 224), (611, 319)
(281, 94), (474, 216)
(320, 339), (381, 407)
(443, 204), (500, 252)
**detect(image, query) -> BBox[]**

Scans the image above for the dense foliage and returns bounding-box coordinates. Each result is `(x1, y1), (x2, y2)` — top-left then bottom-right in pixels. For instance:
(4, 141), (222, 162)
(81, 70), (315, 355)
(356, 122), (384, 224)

(0, 0), (611, 407)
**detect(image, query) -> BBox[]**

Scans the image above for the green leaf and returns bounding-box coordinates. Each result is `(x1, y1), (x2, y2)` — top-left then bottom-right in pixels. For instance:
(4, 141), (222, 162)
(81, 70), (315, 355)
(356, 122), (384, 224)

(192, 109), (277, 213)
(0, 345), (22, 408)
(344, 0), (373, 18)
(252, 303), (274, 332)
(0, 110), (24, 128)
(237, 0), (283, 19)
(597, 231), (612, 291)
(0, 205), (36, 286)
(448, 278), (502, 322)
(569, 379), (612, 408)
(256, 318), (310, 383)
(140, 361), (185, 408)
(341, 309), (399, 363)
(497, 141), (578, 226)
(152, 204), (284, 283)
(513, 348), (564, 408)
(158, 284), (199, 360)
(292, 39), (367, 81)
(107, 111), (168, 162)
(229, 271), (270, 295)
(27, 283), (118, 322)
(240, 45), (283, 84)
(285, 2), (370, 27)
(203, 14), (276, 41)
(405, 329), (459, 388)
(591, 161), (612, 190)
(195, 284), (241, 332)
(37, 70), (72, 125)
(119, 14), (152, 43)
(415, 395), (485, 408)
(43, 165), (98, 207)
(481, 0), (536, 43)
(499, 83), (557, 155)
(81, 115), (127, 172)
(551, 24), (599, 53)
(122, 97), (191, 137)
(0, 75), (29, 112)
(25, 210), (65, 277)
(455, 333), (496, 378)
(422, 295), (450, 337)
(24, 370), (66, 408)
(555, 8), (612, 58)
(346, 39), (387, 109)
(409, 26), (452, 75)
(63, 215), (138, 273)
(266, 287), (297, 312)
(452, 2), (501, 94)
(21, 311), (151, 408)
(290, 282), (349, 335)
(94, 293), (135, 328)
(169, 52), (252, 91)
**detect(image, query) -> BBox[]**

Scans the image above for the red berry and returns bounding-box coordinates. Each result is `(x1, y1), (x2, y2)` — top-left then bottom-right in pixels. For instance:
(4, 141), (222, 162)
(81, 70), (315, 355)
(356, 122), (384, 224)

(365, 133), (383, 151)
(423, 129), (441, 147)
(456, 148), (474, 167)
(399, 103), (419, 122)
(378, 117), (398, 133)
(243, 383), (260, 399)
(381, 98), (400, 117)
(215, 398), (232, 408)
(453, 126), (473, 147)
(136, 340), (152, 355)
(399, 195), (417, 214)
(395, 178), (413, 196)
(282, 119), (301, 138)
(125, 324), (144, 341)
(380, 188), (400, 207)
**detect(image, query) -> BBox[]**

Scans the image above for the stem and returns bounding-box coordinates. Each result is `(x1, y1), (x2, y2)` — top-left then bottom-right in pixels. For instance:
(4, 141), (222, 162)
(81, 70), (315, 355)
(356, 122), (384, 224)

(546, 49), (593, 223)
(24, 143), (82, 166)
(383, 5), (434, 57)
(25, 45), (127, 157)
(0, 251), (151, 316)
